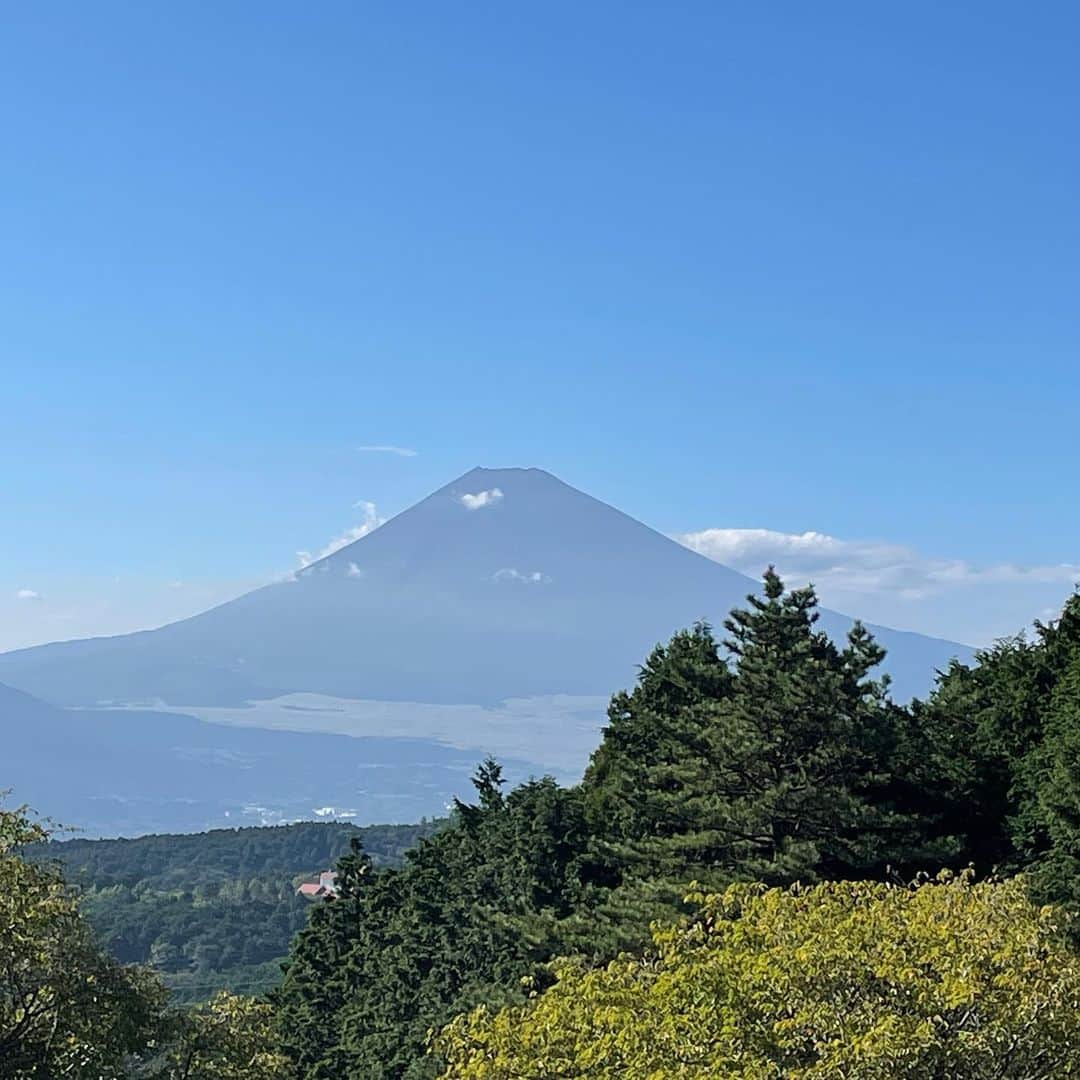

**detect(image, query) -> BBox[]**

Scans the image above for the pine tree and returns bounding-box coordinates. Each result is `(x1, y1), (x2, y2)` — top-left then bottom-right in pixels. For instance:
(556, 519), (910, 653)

(583, 621), (733, 847)
(1008, 596), (1080, 919)
(275, 766), (591, 1078)
(583, 569), (896, 886)
(916, 593), (1080, 920)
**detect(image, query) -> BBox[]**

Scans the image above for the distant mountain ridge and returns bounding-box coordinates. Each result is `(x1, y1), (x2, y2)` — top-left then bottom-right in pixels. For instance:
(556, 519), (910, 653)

(0, 467), (971, 708)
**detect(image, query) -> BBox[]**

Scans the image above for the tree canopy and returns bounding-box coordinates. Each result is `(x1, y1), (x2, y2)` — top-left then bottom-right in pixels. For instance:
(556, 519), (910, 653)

(0, 801), (165, 1077)
(276, 767), (592, 1078)
(583, 570), (900, 886)
(0, 801), (288, 1078)
(9, 573), (1080, 1078)
(33, 820), (436, 1002)
(438, 875), (1080, 1079)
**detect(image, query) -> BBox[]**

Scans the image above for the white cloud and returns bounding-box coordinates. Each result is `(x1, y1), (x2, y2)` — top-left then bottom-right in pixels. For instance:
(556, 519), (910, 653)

(493, 568), (550, 584)
(357, 445), (418, 458)
(676, 526), (1080, 645)
(346, 562), (364, 578)
(15, 588), (41, 600)
(460, 488), (504, 511)
(297, 501), (384, 569)
(677, 528), (1080, 596)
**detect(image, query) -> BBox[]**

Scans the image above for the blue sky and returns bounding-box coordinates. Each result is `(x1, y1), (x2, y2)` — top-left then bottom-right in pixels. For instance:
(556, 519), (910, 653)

(2, 2), (1078, 650)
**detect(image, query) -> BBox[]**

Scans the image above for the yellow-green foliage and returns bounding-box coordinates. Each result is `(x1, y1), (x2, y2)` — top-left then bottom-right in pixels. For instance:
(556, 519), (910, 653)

(155, 991), (292, 1079)
(0, 802), (166, 1077)
(437, 875), (1080, 1078)
(1, 802), (290, 1078)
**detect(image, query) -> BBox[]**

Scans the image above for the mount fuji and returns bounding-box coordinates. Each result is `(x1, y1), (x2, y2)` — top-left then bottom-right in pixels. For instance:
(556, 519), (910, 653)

(0, 468), (972, 833)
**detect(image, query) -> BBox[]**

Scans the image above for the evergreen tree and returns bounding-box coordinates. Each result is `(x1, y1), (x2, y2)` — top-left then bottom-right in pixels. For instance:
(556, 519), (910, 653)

(583, 570), (896, 886)
(883, 660), (1015, 877)
(916, 593), (1080, 919)
(584, 622), (733, 845)
(275, 765), (591, 1079)
(1010, 596), (1080, 915)
(1032, 656), (1080, 916)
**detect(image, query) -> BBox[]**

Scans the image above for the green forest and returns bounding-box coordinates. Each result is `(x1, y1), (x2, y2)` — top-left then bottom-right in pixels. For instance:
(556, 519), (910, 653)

(7, 571), (1080, 1077)
(34, 821), (437, 1002)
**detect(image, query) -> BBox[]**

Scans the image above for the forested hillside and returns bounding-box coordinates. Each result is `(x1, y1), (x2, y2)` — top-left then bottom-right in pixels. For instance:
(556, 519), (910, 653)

(37, 821), (438, 1001)
(8, 572), (1080, 1077)
(276, 572), (1080, 1077)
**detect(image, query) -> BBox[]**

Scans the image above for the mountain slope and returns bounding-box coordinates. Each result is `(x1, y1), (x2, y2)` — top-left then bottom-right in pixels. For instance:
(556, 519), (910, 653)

(0, 467), (970, 708)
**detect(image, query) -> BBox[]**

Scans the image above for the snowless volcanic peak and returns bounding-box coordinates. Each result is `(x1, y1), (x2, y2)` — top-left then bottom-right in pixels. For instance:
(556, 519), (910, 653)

(0, 467), (971, 709)
(307, 466), (751, 592)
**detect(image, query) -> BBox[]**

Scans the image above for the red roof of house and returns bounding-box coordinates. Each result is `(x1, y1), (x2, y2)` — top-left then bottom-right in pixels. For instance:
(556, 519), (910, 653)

(298, 883), (325, 896)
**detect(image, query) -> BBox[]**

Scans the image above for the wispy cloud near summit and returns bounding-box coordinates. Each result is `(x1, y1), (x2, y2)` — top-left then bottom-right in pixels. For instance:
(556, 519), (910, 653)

(297, 501), (385, 569)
